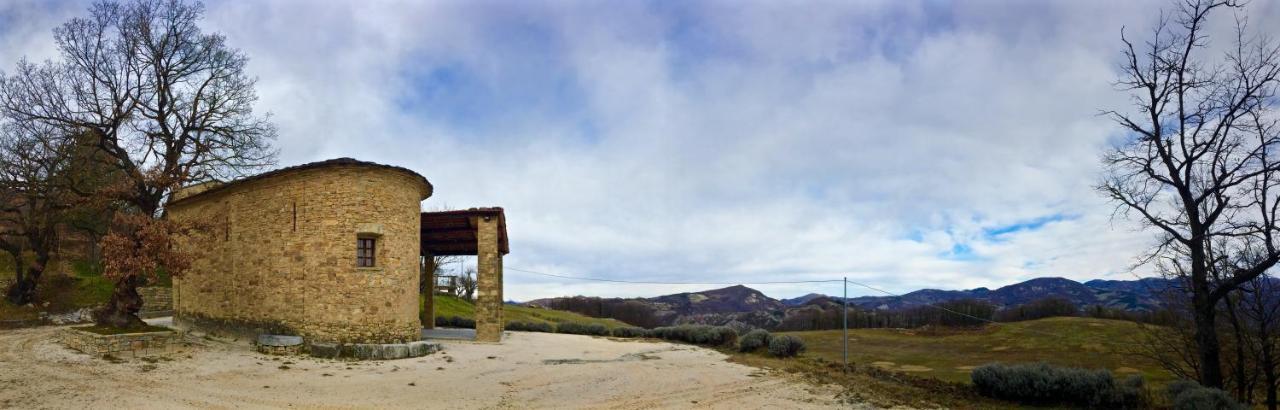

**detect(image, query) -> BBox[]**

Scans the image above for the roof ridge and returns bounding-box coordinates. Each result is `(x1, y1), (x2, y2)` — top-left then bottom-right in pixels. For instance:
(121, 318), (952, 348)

(166, 157), (432, 206)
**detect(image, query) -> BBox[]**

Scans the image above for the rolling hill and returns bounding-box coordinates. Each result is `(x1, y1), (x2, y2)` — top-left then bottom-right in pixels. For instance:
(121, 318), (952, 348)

(529, 276), (1176, 329)
(834, 276), (1173, 311)
(425, 295), (629, 328)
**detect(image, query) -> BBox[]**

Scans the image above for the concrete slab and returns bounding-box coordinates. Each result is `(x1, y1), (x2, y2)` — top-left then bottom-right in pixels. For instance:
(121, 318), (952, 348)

(422, 327), (476, 340)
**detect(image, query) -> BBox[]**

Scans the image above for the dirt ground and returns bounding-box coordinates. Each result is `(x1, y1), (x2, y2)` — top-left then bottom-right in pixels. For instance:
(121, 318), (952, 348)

(0, 324), (856, 409)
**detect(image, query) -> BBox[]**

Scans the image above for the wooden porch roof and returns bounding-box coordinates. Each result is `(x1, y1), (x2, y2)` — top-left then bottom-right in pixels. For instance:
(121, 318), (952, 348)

(421, 208), (509, 256)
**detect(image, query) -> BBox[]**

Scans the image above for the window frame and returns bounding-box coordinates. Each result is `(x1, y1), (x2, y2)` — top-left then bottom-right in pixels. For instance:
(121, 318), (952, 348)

(356, 237), (377, 267)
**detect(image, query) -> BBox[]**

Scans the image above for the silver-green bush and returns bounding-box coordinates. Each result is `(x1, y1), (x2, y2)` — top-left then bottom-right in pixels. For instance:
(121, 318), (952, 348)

(767, 335), (806, 357)
(504, 321), (553, 332)
(738, 329), (771, 352)
(1172, 388), (1240, 410)
(649, 325), (738, 346)
(970, 362), (1146, 408)
(555, 322), (609, 336)
(1166, 380), (1202, 400)
(610, 327), (649, 338)
(1166, 380), (1241, 410)
(714, 326), (738, 347)
(435, 316), (475, 329)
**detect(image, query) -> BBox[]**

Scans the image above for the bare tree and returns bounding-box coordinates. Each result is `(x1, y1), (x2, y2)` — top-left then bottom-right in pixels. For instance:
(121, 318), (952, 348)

(1100, 0), (1280, 388)
(1242, 275), (1280, 410)
(0, 122), (79, 305)
(0, 0), (277, 327)
(456, 267), (477, 302)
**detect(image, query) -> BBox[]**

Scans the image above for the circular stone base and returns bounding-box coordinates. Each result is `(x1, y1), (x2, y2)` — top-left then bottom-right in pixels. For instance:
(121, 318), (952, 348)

(257, 344), (302, 355)
(256, 334), (304, 356)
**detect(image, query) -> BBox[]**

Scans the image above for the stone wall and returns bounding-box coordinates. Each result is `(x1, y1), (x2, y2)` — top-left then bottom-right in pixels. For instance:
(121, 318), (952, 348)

(139, 286), (173, 318)
(475, 216), (504, 342)
(62, 327), (178, 357)
(168, 163), (429, 344)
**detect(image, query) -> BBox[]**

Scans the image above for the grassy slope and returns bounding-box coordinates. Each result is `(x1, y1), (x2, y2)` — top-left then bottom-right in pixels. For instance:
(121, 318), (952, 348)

(781, 316), (1172, 386)
(0, 257), (114, 321)
(424, 294), (629, 329)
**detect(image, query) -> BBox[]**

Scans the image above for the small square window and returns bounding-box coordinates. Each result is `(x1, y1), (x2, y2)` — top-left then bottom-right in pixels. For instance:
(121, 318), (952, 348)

(357, 237), (376, 267)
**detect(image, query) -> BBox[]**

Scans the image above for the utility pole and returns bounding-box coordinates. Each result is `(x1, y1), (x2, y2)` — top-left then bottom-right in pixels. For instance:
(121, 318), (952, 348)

(843, 276), (848, 372)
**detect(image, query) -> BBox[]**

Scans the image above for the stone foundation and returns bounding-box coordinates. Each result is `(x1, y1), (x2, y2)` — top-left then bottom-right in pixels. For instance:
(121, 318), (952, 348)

(308, 340), (441, 360)
(61, 327), (178, 358)
(139, 287), (173, 318)
(174, 313), (299, 342)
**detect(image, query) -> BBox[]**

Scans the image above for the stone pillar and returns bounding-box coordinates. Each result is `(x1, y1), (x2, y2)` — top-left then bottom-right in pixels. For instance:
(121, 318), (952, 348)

(474, 216), (504, 342)
(421, 254), (436, 330)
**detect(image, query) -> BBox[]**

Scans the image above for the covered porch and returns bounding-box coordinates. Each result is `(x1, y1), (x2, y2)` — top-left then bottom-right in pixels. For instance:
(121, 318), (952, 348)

(420, 207), (509, 342)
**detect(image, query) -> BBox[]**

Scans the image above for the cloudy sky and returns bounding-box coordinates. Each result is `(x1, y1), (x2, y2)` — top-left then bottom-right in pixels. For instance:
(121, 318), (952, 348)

(4, 0), (1279, 301)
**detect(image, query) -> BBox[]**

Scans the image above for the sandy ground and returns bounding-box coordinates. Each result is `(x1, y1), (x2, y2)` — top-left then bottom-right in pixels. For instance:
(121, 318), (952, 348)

(0, 324), (854, 409)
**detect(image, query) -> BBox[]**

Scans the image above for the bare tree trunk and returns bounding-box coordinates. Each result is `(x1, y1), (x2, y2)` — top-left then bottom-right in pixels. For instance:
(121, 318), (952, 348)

(1196, 295), (1226, 388)
(93, 275), (145, 329)
(1265, 331), (1278, 410)
(6, 266), (43, 305)
(1224, 293), (1251, 401)
(4, 250), (28, 305)
(4, 252), (48, 306)
(3, 277), (35, 305)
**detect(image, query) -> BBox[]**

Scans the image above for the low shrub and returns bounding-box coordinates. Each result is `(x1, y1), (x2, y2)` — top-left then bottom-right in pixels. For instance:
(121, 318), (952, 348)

(1166, 379), (1202, 400)
(738, 329), (772, 352)
(611, 327), (649, 338)
(714, 326), (738, 347)
(970, 362), (1146, 408)
(767, 335), (806, 357)
(555, 322), (610, 336)
(504, 321), (554, 333)
(434, 316), (475, 329)
(649, 325), (738, 346)
(1166, 380), (1241, 410)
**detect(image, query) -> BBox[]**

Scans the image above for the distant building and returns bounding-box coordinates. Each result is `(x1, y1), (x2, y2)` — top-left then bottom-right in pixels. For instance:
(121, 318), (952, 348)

(167, 158), (508, 349)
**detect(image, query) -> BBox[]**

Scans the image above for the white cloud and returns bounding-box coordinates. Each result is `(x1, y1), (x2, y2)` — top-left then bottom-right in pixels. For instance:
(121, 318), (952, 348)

(4, 0), (1276, 301)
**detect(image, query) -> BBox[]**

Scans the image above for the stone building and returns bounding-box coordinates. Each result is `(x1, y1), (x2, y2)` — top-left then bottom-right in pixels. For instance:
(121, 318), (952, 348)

(167, 158), (508, 348)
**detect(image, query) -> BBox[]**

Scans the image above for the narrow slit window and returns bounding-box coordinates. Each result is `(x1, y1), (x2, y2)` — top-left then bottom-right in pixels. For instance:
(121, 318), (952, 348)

(357, 237), (376, 267)
(291, 201), (297, 232)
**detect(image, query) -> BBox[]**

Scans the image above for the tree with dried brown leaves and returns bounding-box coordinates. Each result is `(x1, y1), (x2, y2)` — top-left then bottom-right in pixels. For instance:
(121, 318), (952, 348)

(95, 213), (206, 328)
(1101, 0), (1280, 388)
(0, 0), (277, 326)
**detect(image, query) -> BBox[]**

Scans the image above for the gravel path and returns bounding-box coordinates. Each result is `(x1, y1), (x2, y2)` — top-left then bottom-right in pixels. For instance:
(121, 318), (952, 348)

(0, 325), (852, 409)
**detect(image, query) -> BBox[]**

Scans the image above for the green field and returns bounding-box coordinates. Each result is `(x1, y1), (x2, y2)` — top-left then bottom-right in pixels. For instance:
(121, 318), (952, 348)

(424, 294), (630, 329)
(781, 316), (1172, 386)
(0, 258), (114, 321)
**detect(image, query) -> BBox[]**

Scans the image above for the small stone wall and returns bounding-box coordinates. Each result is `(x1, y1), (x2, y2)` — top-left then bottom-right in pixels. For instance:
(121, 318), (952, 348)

(61, 327), (178, 358)
(139, 287), (173, 318)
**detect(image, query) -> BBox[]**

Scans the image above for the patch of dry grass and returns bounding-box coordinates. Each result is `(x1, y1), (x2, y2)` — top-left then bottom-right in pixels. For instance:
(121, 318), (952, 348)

(726, 353), (1019, 409)
(780, 317), (1173, 387)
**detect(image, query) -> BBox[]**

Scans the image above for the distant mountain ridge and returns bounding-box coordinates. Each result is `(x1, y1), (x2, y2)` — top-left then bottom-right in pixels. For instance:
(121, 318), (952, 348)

(528, 276), (1176, 329)
(792, 276), (1174, 312)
